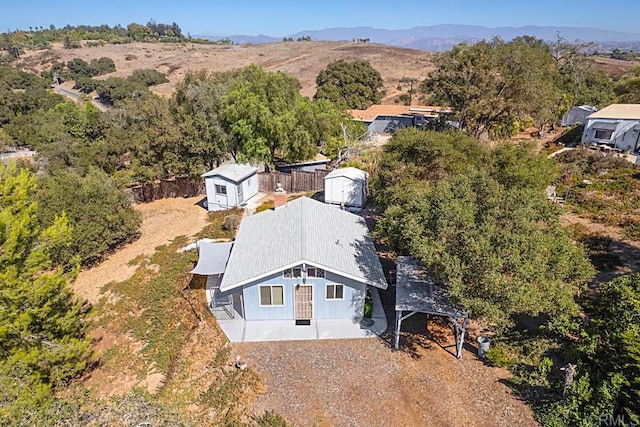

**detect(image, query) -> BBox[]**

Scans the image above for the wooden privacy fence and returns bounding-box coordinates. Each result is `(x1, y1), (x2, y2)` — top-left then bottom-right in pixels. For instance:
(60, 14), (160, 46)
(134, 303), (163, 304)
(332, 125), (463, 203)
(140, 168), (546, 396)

(126, 176), (205, 203)
(258, 169), (329, 193)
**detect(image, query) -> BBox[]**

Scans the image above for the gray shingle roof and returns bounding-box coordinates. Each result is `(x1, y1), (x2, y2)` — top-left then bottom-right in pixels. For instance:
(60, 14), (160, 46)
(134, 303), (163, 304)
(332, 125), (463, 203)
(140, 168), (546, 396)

(201, 163), (257, 182)
(220, 197), (387, 291)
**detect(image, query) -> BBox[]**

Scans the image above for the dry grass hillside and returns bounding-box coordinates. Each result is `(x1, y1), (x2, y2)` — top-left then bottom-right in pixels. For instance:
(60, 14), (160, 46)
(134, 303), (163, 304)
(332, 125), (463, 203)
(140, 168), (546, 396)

(18, 41), (436, 102)
(591, 55), (639, 78)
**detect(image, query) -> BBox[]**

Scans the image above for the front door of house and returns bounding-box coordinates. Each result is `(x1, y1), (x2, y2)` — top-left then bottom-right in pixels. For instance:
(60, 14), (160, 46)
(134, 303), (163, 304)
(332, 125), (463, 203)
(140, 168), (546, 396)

(294, 285), (313, 320)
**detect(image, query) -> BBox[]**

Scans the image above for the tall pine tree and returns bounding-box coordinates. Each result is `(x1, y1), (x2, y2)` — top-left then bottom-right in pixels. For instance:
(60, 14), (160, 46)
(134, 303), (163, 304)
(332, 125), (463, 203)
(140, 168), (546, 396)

(0, 163), (92, 420)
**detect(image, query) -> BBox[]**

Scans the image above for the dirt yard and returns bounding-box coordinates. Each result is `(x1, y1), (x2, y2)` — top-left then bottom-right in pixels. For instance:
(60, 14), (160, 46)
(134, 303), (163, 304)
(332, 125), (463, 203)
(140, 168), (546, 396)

(18, 41), (436, 103)
(562, 212), (640, 284)
(72, 195), (540, 425)
(72, 196), (209, 304)
(236, 322), (538, 427)
(591, 55), (639, 78)
(234, 205), (538, 427)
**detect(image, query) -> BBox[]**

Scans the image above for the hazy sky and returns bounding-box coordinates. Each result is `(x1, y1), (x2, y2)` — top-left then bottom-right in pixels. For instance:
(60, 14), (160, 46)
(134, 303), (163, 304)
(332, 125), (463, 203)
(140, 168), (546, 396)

(2, 0), (639, 36)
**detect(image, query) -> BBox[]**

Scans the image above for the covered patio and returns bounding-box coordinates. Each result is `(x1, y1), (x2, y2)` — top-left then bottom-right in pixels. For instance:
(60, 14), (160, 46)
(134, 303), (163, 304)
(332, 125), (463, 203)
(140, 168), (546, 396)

(208, 275), (388, 342)
(394, 256), (469, 358)
(192, 240), (388, 342)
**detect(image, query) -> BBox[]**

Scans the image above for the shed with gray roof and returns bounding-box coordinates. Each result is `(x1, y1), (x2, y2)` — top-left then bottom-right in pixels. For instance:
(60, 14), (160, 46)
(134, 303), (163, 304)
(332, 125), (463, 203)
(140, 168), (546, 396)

(202, 163), (258, 211)
(211, 196), (386, 328)
(324, 167), (368, 212)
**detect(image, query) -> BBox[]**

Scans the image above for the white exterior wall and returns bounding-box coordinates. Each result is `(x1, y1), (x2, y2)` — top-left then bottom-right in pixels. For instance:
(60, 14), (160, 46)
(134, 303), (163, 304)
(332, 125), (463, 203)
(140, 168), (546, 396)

(205, 173), (258, 211)
(582, 118), (640, 152)
(239, 174), (258, 205)
(324, 176), (366, 210)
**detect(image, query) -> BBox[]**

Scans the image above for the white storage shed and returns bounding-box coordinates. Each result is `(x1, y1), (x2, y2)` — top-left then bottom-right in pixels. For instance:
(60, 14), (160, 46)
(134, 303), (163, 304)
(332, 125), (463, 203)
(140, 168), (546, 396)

(324, 167), (368, 212)
(561, 105), (597, 127)
(203, 163), (258, 211)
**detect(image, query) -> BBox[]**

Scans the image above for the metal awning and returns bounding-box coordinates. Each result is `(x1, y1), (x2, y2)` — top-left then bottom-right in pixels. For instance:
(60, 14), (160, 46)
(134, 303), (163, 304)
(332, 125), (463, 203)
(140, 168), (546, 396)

(394, 256), (469, 358)
(190, 241), (234, 275)
(590, 120), (618, 130)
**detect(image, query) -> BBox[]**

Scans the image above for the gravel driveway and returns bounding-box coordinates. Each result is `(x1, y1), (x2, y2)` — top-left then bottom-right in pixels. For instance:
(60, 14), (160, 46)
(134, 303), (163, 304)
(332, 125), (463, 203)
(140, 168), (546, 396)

(235, 322), (539, 427)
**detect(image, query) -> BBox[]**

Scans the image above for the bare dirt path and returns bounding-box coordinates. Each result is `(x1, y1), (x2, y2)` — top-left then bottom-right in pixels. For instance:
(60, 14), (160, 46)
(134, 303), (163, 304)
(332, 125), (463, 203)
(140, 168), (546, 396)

(72, 196), (208, 304)
(562, 212), (628, 241)
(264, 41), (357, 70)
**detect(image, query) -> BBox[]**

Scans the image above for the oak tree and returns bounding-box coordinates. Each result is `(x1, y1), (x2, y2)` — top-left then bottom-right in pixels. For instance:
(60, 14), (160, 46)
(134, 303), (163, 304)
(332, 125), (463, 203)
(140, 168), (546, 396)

(314, 60), (383, 109)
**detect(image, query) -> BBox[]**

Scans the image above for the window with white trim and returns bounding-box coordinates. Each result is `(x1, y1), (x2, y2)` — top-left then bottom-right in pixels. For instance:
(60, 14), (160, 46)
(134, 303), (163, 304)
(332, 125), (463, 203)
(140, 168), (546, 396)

(283, 267), (302, 278)
(259, 285), (284, 306)
(215, 184), (227, 195)
(307, 267), (325, 278)
(326, 284), (344, 300)
(594, 129), (613, 140)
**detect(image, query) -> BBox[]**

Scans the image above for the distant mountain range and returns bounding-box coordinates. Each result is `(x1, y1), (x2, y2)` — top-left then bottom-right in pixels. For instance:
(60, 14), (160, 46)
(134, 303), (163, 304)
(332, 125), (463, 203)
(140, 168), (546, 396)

(199, 25), (640, 52)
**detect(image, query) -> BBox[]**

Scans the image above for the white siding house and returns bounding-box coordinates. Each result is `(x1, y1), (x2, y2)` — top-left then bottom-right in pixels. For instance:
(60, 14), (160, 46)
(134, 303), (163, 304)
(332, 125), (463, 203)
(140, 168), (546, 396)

(324, 167), (368, 212)
(561, 105), (597, 126)
(200, 197), (387, 341)
(202, 164), (258, 211)
(582, 104), (640, 153)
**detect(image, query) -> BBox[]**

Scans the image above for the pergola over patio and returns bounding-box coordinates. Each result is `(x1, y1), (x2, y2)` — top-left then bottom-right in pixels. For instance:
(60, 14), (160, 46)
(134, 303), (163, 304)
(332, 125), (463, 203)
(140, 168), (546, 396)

(394, 256), (469, 359)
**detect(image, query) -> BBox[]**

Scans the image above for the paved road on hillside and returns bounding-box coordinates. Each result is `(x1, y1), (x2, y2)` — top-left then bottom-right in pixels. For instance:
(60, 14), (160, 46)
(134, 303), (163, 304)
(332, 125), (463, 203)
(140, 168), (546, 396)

(53, 84), (109, 112)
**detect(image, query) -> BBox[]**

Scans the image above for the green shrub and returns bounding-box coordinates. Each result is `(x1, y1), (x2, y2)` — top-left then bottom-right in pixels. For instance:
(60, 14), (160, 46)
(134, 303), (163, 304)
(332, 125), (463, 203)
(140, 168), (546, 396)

(485, 346), (514, 368)
(94, 76), (150, 104)
(73, 75), (99, 93)
(89, 57), (116, 75)
(37, 169), (142, 266)
(254, 410), (290, 426)
(128, 69), (169, 87)
(339, 160), (364, 170)
(363, 290), (373, 318)
(0, 164), (92, 423)
(255, 200), (274, 213)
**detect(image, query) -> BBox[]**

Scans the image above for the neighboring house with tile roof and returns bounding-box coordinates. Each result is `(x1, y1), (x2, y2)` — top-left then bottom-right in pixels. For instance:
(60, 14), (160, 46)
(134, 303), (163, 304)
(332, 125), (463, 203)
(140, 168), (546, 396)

(213, 196), (387, 325)
(350, 104), (452, 133)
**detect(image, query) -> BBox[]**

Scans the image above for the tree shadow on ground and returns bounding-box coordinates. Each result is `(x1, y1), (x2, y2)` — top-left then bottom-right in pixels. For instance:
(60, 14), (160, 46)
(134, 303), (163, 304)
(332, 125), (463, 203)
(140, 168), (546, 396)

(571, 222), (640, 289)
(499, 377), (559, 412)
(590, 238), (640, 287)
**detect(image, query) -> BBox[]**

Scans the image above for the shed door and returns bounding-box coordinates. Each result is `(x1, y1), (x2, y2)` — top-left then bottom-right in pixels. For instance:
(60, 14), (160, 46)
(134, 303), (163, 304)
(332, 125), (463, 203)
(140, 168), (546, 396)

(237, 183), (244, 203)
(294, 285), (313, 320)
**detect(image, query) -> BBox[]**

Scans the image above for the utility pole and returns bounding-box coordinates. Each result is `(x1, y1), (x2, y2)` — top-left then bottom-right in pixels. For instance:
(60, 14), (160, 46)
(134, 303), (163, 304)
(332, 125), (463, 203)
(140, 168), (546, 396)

(400, 77), (418, 106)
(409, 80), (413, 105)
